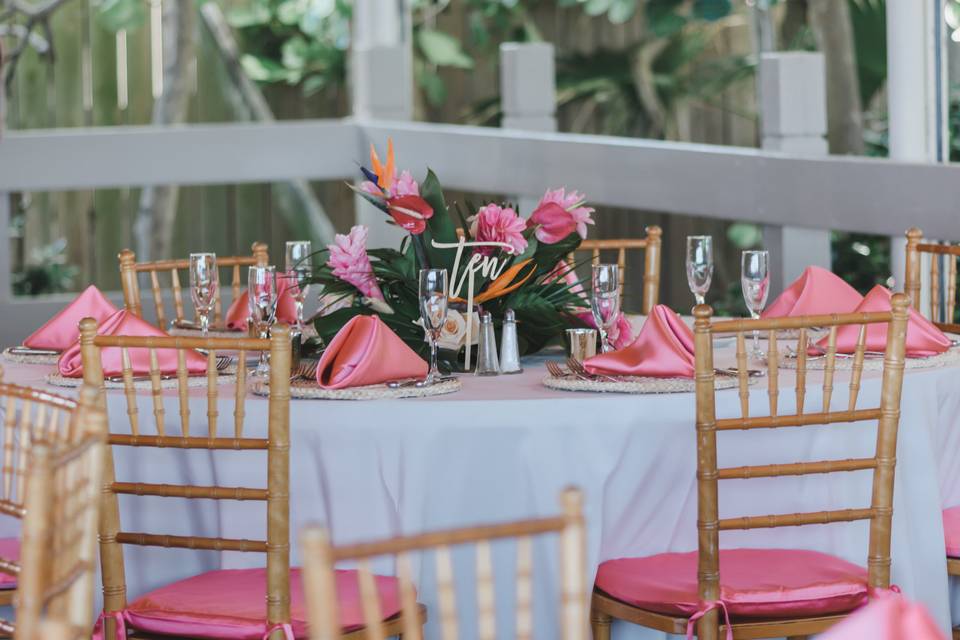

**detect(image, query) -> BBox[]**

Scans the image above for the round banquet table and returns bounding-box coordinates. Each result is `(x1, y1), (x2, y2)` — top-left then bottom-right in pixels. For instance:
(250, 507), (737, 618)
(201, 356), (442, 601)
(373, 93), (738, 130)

(4, 344), (960, 639)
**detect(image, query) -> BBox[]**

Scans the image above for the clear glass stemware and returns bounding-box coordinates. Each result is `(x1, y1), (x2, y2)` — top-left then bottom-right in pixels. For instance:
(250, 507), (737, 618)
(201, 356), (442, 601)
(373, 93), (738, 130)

(285, 240), (312, 333)
(591, 264), (621, 353)
(741, 249), (771, 358)
(418, 268), (448, 385)
(248, 265), (278, 376)
(686, 235), (714, 306)
(189, 253), (218, 336)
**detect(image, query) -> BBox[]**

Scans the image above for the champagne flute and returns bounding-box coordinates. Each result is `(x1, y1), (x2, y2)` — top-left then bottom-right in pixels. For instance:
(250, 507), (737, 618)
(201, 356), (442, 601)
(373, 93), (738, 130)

(285, 240), (312, 333)
(248, 265), (278, 377)
(686, 236), (713, 306)
(419, 268), (448, 385)
(189, 253), (218, 336)
(741, 250), (770, 358)
(592, 264), (621, 353)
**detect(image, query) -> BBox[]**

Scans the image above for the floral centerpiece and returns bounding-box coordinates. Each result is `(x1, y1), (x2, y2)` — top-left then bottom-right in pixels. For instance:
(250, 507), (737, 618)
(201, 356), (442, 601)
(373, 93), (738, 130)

(308, 140), (632, 366)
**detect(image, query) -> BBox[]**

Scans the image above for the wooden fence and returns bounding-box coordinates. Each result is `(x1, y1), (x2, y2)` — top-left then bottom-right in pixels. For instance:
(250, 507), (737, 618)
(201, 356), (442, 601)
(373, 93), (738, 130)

(4, 0), (757, 310)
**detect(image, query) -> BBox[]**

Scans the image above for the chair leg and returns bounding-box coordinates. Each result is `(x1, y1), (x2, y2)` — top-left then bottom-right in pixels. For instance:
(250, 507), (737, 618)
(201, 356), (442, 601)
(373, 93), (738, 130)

(952, 627), (960, 640)
(590, 608), (612, 640)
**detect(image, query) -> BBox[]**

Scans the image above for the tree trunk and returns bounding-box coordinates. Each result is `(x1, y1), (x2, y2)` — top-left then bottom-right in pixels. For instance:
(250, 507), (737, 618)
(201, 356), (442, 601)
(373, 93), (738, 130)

(809, 0), (864, 154)
(134, 0), (196, 260)
(780, 0), (809, 50)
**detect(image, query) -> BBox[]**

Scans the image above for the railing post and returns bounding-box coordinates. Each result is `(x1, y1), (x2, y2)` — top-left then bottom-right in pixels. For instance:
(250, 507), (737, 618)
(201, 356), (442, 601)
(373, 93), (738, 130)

(886, 0), (945, 314)
(500, 43), (556, 217)
(350, 0), (413, 247)
(759, 52), (832, 297)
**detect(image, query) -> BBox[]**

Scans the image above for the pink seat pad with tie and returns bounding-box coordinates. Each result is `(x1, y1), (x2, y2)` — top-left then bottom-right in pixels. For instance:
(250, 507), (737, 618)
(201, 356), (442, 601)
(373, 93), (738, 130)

(122, 568), (403, 639)
(595, 548), (868, 619)
(942, 506), (960, 557)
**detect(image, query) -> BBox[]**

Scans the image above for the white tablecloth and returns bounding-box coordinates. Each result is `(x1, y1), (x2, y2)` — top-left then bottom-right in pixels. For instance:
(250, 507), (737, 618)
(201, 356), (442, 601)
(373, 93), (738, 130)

(4, 348), (960, 639)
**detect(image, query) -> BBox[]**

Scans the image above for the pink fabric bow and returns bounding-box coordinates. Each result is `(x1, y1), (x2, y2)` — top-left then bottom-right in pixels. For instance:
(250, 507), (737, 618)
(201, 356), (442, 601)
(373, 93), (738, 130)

(817, 285), (951, 357)
(22, 285), (118, 351)
(57, 309), (207, 378)
(92, 610), (128, 640)
(584, 304), (695, 378)
(819, 590), (945, 640)
(316, 315), (427, 389)
(225, 273), (299, 331)
(263, 623), (296, 640)
(686, 600), (732, 640)
(763, 266), (863, 318)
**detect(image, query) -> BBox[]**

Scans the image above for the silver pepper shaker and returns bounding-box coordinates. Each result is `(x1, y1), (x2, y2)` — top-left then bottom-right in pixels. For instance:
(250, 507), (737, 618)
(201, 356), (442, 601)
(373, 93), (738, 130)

(499, 309), (523, 374)
(475, 312), (500, 376)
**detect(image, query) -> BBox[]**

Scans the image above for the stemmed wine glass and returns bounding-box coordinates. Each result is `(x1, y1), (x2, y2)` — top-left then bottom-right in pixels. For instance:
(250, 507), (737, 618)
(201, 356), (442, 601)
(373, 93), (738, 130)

(592, 264), (621, 353)
(189, 253), (218, 336)
(248, 265), (278, 377)
(419, 268), (448, 385)
(686, 236), (713, 306)
(285, 241), (312, 333)
(741, 250), (770, 358)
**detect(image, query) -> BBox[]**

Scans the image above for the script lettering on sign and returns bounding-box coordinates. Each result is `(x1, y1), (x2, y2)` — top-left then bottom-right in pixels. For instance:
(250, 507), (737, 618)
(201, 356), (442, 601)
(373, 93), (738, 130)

(431, 237), (517, 368)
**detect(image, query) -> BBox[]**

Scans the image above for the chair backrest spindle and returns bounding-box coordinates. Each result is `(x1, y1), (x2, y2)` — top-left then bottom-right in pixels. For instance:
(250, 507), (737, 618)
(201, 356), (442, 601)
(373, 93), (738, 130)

(904, 227), (960, 331)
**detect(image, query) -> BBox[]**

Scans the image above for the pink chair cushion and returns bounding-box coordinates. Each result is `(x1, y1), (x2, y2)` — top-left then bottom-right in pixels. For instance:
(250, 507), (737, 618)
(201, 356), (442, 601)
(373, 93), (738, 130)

(942, 506), (960, 557)
(124, 568), (403, 639)
(0, 537), (19, 589)
(818, 593), (946, 640)
(595, 548), (868, 619)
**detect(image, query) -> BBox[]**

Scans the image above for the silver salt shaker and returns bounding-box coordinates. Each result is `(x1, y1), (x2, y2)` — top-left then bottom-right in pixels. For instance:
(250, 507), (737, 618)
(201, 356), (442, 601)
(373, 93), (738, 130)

(499, 309), (523, 374)
(475, 312), (500, 376)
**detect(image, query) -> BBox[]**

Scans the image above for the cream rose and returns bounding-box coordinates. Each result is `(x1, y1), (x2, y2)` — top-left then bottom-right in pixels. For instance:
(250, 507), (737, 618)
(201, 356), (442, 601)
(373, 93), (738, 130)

(421, 309), (479, 351)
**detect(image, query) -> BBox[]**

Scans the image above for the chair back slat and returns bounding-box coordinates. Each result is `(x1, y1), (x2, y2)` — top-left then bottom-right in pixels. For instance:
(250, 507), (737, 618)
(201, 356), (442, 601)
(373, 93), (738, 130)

(396, 553), (423, 640)
(436, 545), (459, 640)
(905, 228), (960, 332)
(300, 488), (587, 640)
(691, 297), (910, 638)
(77, 320), (292, 640)
(357, 561), (387, 640)
(234, 349), (247, 438)
(822, 326), (839, 412)
(475, 540), (495, 640)
(565, 226), (662, 314)
(207, 350), (218, 438)
(515, 535), (533, 640)
(766, 330), (779, 416)
(117, 243), (268, 329)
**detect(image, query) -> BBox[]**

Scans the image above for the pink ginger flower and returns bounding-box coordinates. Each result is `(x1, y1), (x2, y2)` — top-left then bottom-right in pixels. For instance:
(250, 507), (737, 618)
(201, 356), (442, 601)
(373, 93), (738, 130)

(469, 204), (528, 255)
(326, 225), (385, 301)
(529, 188), (595, 244)
(576, 310), (633, 351)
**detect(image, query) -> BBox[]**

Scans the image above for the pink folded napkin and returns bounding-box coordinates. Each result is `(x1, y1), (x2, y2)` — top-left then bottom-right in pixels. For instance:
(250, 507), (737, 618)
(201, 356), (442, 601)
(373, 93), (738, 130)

(819, 593), (945, 640)
(58, 309), (207, 378)
(316, 315), (427, 389)
(225, 274), (299, 331)
(23, 285), (118, 351)
(763, 266), (863, 318)
(584, 304), (695, 378)
(817, 285), (951, 357)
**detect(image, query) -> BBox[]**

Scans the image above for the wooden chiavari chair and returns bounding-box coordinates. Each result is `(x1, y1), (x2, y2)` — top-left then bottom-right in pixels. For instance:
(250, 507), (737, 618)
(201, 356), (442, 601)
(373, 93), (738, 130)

(591, 295), (911, 640)
(300, 487), (588, 640)
(117, 243), (269, 330)
(0, 382), (103, 619)
(904, 227), (960, 333)
(565, 226), (662, 314)
(13, 385), (106, 640)
(79, 318), (294, 640)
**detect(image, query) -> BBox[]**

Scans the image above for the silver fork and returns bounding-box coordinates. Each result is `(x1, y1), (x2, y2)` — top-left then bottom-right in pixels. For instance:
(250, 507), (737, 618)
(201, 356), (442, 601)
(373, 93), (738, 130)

(545, 361), (569, 379)
(291, 360), (319, 381)
(566, 358), (623, 382)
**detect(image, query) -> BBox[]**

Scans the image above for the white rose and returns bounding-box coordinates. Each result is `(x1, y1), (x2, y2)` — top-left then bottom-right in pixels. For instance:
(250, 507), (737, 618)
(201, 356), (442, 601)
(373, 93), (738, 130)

(424, 310), (480, 351)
